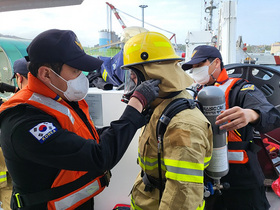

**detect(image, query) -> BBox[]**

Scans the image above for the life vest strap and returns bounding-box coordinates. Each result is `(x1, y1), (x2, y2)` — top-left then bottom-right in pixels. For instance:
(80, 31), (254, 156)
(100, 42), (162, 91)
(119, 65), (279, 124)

(228, 141), (261, 153)
(141, 170), (166, 192)
(13, 171), (111, 208)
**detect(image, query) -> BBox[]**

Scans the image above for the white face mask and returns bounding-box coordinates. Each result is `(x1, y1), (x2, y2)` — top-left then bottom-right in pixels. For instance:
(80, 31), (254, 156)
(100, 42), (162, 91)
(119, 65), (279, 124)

(50, 69), (89, 101)
(191, 60), (216, 85)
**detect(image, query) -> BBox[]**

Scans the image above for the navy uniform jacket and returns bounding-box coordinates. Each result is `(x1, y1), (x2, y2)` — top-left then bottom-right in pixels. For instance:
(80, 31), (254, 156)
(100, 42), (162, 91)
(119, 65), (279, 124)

(221, 79), (280, 188)
(0, 102), (145, 209)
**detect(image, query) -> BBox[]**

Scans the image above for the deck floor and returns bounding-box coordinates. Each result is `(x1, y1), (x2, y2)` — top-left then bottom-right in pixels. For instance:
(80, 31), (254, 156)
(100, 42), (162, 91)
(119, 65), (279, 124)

(266, 188), (280, 210)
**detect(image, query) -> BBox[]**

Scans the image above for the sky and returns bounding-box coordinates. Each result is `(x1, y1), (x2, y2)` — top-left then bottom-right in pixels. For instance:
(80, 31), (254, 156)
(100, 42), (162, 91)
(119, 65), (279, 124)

(0, 0), (279, 47)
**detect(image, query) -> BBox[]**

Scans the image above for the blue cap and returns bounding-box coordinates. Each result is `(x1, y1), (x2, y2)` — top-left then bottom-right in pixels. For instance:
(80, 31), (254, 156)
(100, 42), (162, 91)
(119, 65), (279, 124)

(26, 29), (103, 72)
(182, 45), (222, 70)
(12, 58), (29, 79)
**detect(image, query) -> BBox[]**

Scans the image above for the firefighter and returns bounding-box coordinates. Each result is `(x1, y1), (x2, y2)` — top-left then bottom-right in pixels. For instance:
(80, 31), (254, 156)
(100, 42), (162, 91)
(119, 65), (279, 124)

(0, 29), (160, 210)
(122, 31), (213, 210)
(182, 45), (280, 210)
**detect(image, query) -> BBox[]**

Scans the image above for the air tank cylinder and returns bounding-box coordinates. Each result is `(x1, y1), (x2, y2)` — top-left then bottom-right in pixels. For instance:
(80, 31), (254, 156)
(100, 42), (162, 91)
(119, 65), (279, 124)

(197, 86), (229, 180)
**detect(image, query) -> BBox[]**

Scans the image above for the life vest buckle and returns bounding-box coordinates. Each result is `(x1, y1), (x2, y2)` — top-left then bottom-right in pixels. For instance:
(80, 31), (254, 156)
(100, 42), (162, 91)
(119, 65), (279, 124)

(104, 171), (112, 187)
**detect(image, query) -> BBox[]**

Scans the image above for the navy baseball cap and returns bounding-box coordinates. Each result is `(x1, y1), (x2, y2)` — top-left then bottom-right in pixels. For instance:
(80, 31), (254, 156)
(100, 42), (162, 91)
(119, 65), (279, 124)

(26, 29), (103, 72)
(182, 45), (222, 70)
(12, 58), (29, 79)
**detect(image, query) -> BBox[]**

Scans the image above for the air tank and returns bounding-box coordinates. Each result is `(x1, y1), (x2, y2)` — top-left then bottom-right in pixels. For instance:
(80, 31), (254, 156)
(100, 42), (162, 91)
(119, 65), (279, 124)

(197, 86), (229, 180)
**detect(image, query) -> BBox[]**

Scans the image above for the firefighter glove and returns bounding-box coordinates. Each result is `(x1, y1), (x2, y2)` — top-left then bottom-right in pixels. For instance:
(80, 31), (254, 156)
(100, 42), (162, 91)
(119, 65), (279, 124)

(131, 79), (160, 107)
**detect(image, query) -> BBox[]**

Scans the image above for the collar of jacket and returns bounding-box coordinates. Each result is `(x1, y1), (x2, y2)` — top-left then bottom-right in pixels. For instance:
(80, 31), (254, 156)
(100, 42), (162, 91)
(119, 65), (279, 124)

(215, 68), (229, 85)
(27, 72), (62, 101)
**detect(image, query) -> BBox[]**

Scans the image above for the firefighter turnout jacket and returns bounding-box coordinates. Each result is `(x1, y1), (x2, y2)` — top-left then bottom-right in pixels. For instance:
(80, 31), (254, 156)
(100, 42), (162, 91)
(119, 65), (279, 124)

(0, 73), (146, 210)
(131, 90), (213, 210)
(0, 148), (12, 209)
(212, 68), (280, 188)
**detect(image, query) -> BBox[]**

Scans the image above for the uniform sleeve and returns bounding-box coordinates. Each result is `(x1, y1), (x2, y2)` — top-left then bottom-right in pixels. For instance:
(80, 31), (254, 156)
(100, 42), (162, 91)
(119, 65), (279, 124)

(8, 105), (145, 175)
(159, 118), (212, 210)
(234, 83), (280, 133)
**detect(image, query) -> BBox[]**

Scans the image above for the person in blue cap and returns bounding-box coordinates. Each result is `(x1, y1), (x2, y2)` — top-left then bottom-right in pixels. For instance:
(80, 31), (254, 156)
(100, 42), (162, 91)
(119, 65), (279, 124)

(182, 45), (280, 210)
(0, 57), (29, 106)
(12, 58), (29, 90)
(0, 29), (160, 210)
(0, 58), (30, 210)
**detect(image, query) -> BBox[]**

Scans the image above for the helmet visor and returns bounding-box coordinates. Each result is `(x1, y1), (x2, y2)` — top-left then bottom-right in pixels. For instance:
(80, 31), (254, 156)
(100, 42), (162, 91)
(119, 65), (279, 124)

(124, 69), (140, 96)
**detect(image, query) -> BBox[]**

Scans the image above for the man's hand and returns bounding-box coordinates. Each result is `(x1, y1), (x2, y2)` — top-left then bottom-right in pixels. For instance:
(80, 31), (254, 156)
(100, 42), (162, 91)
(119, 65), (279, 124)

(215, 106), (260, 131)
(131, 79), (160, 108)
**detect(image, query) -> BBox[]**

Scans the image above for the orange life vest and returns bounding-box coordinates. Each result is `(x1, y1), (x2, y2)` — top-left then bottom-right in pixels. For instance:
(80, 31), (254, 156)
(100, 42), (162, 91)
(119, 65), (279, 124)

(214, 69), (249, 164)
(0, 73), (107, 209)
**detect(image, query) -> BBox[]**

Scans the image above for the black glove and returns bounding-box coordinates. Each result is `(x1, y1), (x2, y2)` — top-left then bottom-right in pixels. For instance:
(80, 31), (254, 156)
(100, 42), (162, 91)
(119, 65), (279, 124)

(0, 82), (17, 93)
(131, 79), (160, 107)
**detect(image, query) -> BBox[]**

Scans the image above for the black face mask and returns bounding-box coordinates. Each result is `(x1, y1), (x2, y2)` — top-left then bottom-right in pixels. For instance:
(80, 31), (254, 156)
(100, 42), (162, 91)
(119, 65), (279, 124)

(121, 66), (146, 104)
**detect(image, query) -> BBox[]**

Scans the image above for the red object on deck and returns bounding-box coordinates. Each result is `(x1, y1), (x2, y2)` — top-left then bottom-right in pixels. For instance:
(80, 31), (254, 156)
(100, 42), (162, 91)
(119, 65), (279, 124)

(272, 176), (280, 197)
(274, 56), (280, 65)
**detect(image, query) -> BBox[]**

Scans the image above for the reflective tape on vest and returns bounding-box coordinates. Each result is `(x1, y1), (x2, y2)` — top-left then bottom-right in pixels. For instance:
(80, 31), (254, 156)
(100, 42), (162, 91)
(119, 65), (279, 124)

(54, 179), (101, 210)
(228, 150), (249, 164)
(29, 93), (75, 125)
(0, 171), (7, 183)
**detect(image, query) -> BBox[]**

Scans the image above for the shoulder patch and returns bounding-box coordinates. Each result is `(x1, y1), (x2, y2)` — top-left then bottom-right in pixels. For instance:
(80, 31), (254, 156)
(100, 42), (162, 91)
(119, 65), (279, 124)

(240, 84), (255, 91)
(29, 122), (57, 144)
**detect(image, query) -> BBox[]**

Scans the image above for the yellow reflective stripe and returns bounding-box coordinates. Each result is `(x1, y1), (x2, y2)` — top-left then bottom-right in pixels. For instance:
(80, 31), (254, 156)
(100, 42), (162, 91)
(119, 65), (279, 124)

(0, 171), (7, 183)
(166, 171), (203, 183)
(234, 129), (241, 136)
(204, 156), (212, 168)
(164, 159), (204, 183)
(164, 159), (204, 171)
(153, 41), (171, 48)
(126, 44), (141, 55)
(138, 152), (166, 171)
(196, 200), (205, 210)
(131, 195), (143, 210)
(15, 193), (22, 208)
(102, 69), (108, 81)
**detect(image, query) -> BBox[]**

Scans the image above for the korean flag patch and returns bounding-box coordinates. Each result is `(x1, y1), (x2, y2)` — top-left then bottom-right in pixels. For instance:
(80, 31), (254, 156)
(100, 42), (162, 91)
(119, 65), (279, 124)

(29, 122), (57, 144)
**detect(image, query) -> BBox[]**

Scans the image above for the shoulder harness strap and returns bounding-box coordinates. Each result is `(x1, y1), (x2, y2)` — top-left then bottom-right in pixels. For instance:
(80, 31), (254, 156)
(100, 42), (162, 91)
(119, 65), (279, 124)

(155, 98), (197, 202)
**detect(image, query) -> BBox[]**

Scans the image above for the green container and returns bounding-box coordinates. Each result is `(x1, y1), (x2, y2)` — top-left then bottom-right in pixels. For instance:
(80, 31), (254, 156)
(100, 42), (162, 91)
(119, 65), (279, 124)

(0, 37), (31, 99)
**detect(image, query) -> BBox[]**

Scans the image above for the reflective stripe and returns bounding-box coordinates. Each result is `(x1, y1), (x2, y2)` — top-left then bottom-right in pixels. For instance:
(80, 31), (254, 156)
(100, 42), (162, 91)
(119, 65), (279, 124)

(138, 152), (166, 171)
(0, 171), (7, 183)
(102, 69), (108, 82)
(29, 93), (75, 124)
(204, 156), (212, 168)
(164, 159), (204, 183)
(228, 150), (248, 164)
(153, 41), (171, 48)
(126, 44), (141, 55)
(130, 195), (143, 210)
(196, 200), (205, 210)
(54, 179), (100, 210)
(216, 79), (233, 93)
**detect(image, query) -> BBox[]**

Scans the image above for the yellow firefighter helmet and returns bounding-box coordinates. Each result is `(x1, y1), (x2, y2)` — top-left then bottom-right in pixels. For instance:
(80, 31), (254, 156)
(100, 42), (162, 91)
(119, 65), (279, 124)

(122, 31), (183, 67)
